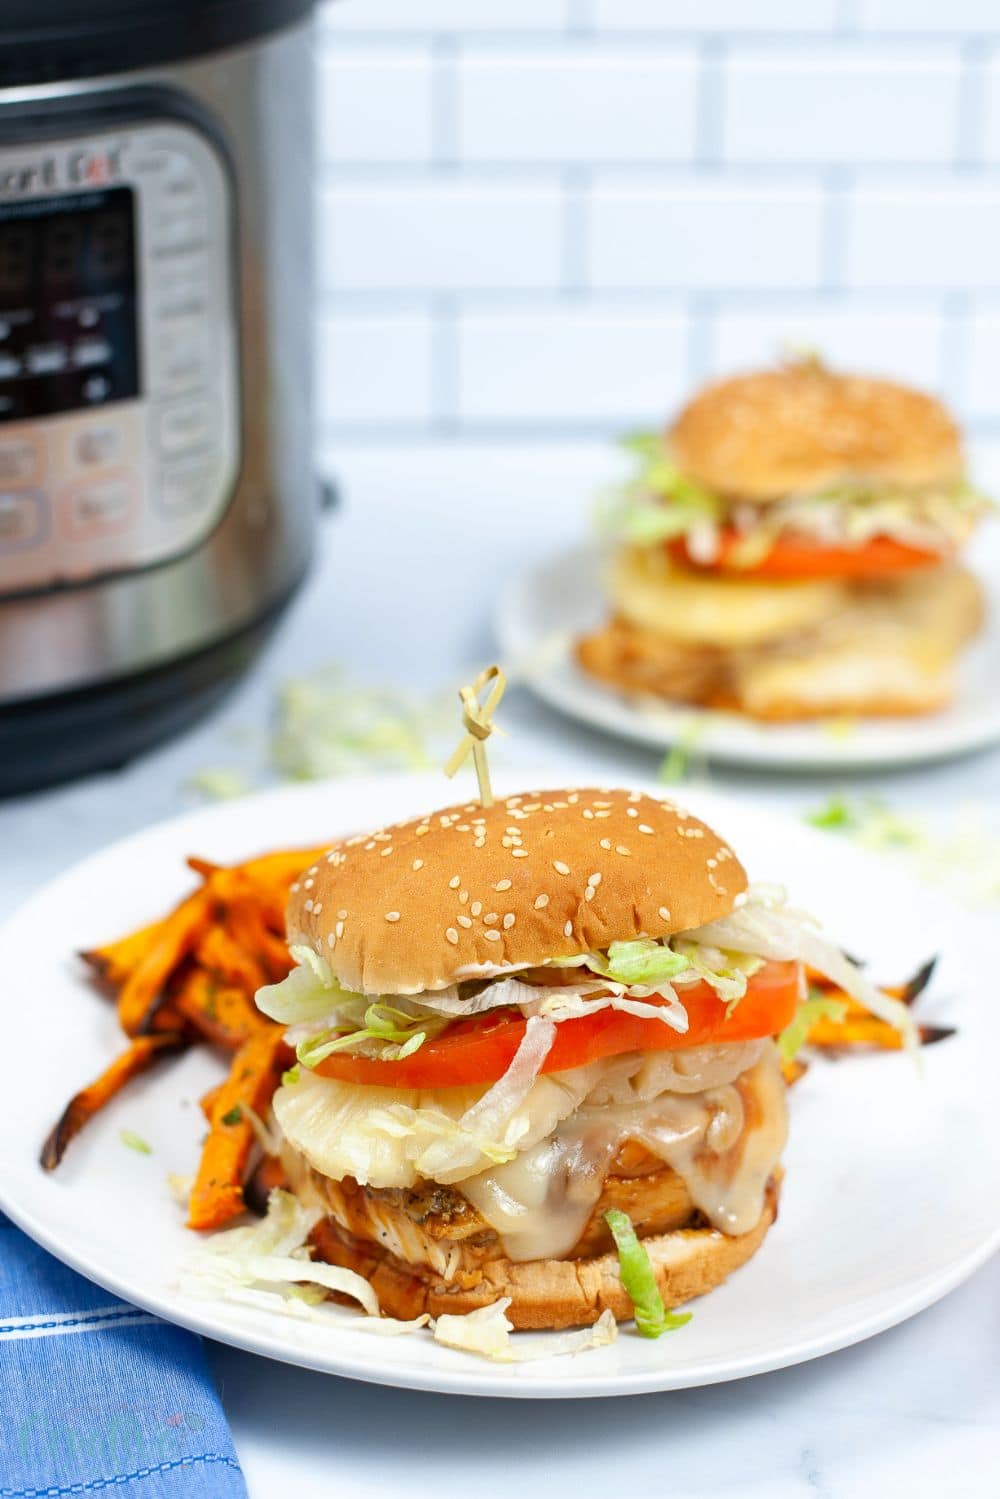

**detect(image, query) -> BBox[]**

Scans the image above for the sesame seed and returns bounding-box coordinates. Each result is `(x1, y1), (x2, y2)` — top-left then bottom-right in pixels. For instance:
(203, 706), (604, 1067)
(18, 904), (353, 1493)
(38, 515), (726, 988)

(412, 859), (424, 871)
(445, 927), (459, 946)
(380, 846), (393, 857)
(459, 891), (469, 905)
(599, 839), (612, 851)
(511, 848), (529, 858)
(303, 878), (314, 890)
(449, 875), (461, 889)
(593, 800), (612, 808)
(582, 809), (594, 820)
(615, 845), (631, 856)
(587, 872), (602, 887)
(484, 913), (498, 925)
(385, 911), (400, 923)
(594, 810), (612, 819)
(658, 906), (671, 921)
(584, 887), (595, 902)
(458, 915), (473, 929)
(338, 909), (347, 921)
(416, 826), (429, 837)
(290, 882), (300, 894)
(503, 913), (516, 929)
(495, 879), (512, 892)
(638, 824), (654, 835)
(563, 920), (573, 937)
(534, 894), (549, 909)
(471, 901), (482, 916)
(327, 933), (336, 948)
(553, 860), (570, 876)
(456, 824), (470, 832)
(626, 807), (638, 818)
(335, 921), (344, 939)
(304, 899), (313, 912)
(484, 929), (502, 943)
(314, 903), (323, 915)
(365, 842), (376, 851)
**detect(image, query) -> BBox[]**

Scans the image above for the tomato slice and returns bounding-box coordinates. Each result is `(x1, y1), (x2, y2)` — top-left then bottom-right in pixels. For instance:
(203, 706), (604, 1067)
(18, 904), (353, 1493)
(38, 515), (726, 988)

(313, 960), (803, 1090)
(669, 529), (943, 581)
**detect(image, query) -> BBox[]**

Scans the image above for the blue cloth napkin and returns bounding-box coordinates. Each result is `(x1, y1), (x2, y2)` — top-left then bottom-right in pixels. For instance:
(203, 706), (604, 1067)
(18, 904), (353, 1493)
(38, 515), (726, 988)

(0, 1215), (247, 1499)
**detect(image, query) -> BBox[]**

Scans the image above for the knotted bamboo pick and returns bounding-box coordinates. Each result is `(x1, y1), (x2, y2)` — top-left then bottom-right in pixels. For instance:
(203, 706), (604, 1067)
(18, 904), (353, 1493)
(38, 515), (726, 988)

(443, 664), (507, 808)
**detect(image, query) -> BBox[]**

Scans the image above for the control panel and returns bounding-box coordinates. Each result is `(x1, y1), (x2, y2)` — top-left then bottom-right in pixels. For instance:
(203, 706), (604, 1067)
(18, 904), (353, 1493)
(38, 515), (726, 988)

(0, 115), (240, 597)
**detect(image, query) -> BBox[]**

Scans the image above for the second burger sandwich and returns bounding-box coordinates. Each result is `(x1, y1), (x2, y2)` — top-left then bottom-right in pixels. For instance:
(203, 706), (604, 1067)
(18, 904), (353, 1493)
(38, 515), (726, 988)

(578, 359), (990, 720)
(256, 787), (912, 1331)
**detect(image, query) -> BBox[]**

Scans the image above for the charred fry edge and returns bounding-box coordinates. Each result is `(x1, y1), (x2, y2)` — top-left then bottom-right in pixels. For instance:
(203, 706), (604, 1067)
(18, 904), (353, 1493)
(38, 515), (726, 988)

(40, 1032), (188, 1171)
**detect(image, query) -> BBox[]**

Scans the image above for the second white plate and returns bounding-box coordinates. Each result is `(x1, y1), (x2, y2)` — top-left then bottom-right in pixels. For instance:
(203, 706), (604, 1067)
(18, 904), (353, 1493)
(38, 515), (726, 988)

(496, 543), (1000, 771)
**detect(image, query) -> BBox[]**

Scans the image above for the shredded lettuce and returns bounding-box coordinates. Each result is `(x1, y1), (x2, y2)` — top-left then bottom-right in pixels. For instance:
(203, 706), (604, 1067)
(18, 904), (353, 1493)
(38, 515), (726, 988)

(604, 939), (690, 986)
(778, 996), (848, 1062)
(598, 426), (991, 560)
(603, 1208), (692, 1339)
(432, 1298), (618, 1363)
(691, 888), (917, 1049)
(271, 667), (443, 781)
(180, 1189), (378, 1317)
(120, 1129), (152, 1155)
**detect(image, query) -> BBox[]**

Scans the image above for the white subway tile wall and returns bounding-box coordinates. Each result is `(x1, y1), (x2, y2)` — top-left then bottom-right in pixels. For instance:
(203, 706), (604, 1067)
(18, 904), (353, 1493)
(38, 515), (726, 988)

(316, 0), (1000, 443)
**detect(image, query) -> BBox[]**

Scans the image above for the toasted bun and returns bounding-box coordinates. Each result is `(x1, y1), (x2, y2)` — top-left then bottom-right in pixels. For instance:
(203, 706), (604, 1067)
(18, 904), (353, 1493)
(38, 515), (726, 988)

(670, 365), (963, 501)
(287, 788), (746, 995)
(309, 1177), (780, 1331)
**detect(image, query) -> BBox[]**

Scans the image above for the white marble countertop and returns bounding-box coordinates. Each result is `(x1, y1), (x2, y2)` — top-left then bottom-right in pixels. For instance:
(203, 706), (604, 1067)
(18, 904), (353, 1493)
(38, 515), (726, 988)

(3, 443), (998, 1498)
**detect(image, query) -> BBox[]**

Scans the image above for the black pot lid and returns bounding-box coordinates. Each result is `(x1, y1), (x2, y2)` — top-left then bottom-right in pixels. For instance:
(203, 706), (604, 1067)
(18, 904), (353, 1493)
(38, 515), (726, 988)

(0, 0), (317, 88)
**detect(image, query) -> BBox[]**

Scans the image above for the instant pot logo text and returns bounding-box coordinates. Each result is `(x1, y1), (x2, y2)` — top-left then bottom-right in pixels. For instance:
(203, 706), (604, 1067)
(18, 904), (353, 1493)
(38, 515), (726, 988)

(0, 147), (124, 198)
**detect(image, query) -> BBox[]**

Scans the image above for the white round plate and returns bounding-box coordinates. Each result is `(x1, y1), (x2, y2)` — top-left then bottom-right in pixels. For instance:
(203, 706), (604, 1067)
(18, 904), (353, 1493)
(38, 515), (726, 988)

(1, 771), (997, 1399)
(496, 542), (1000, 771)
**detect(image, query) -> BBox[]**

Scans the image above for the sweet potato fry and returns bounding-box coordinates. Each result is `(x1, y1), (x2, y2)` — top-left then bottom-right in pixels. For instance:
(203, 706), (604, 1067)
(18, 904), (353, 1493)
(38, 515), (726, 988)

(225, 900), (293, 984)
(187, 1029), (291, 1231)
(781, 1057), (809, 1087)
(806, 1015), (955, 1051)
(80, 920), (166, 991)
(200, 1082), (224, 1121)
(40, 1032), (187, 1170)
(169, 965), (267, 1051)
(195, 924), (267, 995)
(117, 887), (215, 1036)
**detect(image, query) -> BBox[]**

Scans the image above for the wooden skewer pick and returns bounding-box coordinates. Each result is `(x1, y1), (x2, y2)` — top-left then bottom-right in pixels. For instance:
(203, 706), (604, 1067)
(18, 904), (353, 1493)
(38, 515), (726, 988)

(443, 664), (507, 808)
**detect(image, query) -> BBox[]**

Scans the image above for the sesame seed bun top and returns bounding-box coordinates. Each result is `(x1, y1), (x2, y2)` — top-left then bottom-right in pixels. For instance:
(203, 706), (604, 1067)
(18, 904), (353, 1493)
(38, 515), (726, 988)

(286, 788), (747, 996)
(670, 364), (963, 502)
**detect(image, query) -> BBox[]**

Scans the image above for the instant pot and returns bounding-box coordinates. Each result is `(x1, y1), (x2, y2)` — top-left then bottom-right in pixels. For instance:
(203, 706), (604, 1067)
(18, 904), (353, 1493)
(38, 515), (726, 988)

(0, 0), (318, 793)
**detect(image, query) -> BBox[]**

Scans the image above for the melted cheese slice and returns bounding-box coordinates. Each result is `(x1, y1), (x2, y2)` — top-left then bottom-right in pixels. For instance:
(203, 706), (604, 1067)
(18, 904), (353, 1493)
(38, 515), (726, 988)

(462, 1044), (787, 1260)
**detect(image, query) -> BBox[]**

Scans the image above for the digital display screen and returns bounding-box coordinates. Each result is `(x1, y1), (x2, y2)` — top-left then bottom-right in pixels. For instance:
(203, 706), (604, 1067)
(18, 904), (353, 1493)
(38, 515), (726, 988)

(0, 186), (139, 422)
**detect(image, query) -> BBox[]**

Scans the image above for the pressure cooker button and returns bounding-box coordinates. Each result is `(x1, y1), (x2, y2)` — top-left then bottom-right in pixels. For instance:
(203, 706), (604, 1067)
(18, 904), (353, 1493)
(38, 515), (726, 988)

(0, 434), (41, 485)
(64, 476), (134, 539)
(0, 490), (46, 551)
(73, 425), (123, 468)
(156, 325), (208, 396)
(158, 461), (215, 517)
(158, 401), (211, 454)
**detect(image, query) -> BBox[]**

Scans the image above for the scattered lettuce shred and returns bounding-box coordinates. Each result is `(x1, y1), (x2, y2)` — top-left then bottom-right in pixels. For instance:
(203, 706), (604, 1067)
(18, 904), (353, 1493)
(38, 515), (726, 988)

(120, 1129), (152, 1156)
(271, 668), (446, 781)
(778, 996), (848, 1062)
(603, 1208), (692, 1339)
(806, 796), (1000, 907)
(432, 1298), (618, 1363)
(179, 1188), (381, 1320)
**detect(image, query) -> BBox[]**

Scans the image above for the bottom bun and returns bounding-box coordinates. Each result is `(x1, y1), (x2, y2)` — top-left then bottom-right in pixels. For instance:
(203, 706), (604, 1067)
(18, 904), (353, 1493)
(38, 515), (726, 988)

(577, 562), (983, 722)
(309, 1176), (780, 1331)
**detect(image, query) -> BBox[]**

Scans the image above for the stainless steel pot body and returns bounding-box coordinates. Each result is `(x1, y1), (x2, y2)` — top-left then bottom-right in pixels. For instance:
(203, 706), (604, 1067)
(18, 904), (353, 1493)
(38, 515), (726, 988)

(0, 16), (316, 705)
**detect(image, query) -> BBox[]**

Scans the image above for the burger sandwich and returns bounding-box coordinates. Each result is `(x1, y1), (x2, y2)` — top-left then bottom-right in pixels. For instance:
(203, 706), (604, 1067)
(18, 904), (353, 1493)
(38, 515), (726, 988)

(256, 787), (913, 1331)
(577, 360), (990, 721)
